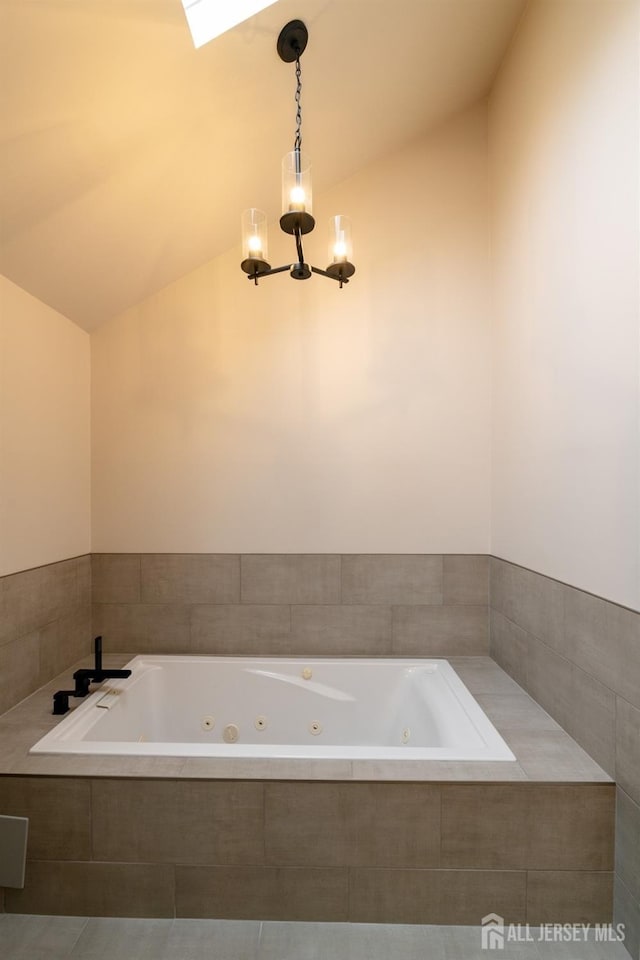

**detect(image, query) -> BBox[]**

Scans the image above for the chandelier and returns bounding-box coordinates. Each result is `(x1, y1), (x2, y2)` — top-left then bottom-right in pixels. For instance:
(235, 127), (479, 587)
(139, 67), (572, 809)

(241, 20), (356, 289)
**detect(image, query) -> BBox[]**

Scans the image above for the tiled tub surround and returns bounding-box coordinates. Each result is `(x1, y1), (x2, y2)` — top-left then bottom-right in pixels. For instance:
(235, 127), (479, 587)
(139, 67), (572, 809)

(490, 558), (640, 959)
(0, 556), (91, 716)
(0, 553), (624, 932)
(0, 775), (614, 924)
(91, 554), (489, 657)
(0, 655), (615, 924)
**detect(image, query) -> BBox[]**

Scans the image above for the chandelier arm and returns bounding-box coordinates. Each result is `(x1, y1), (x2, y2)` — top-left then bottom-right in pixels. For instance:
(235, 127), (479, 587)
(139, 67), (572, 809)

(311, 266), (349, 285)
(294, 226), (305, 265)
(246, 264), (295, 284)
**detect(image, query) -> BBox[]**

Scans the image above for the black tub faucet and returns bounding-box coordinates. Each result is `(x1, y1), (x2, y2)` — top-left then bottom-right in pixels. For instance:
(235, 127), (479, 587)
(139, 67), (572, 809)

(52, 636), (132, 715)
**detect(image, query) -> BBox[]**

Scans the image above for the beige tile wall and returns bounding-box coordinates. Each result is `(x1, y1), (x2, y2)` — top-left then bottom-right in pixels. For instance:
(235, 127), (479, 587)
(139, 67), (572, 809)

(91, 554), (489, 658)
(490, 557), (640, 959)
(0, 776), (614, 923)
(0, 557), (91, 716)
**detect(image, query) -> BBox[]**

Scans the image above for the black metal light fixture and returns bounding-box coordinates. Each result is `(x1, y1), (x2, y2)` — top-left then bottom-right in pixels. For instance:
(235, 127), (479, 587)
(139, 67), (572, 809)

(241, 20), (355, 289)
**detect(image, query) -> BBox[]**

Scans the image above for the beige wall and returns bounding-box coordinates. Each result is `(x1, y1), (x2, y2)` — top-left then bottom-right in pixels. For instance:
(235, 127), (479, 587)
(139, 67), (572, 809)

(489, 0), (640, 610)
(91, 105), (491, 554)
(0, 276), (91, 576)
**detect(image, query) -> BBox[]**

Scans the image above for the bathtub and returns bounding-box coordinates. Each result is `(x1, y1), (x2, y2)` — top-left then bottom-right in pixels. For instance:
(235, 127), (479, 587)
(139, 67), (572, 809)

(29, 656), (515, 761)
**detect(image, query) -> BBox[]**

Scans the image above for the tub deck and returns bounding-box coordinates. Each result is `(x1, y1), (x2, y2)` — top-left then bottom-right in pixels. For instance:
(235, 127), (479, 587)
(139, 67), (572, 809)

(0, 655), (612, 781)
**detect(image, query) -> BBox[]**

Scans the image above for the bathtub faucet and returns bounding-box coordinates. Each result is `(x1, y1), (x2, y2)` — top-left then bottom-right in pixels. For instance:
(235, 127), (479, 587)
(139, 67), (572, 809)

(52, 636), (132, 715)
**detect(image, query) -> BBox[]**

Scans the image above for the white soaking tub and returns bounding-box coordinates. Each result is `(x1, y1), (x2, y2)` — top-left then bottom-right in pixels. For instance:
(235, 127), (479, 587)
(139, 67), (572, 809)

(30, 656), (515, 761)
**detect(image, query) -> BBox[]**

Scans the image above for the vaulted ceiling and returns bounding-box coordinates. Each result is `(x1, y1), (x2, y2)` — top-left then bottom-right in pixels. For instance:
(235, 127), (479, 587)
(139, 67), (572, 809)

(0, 0), (526, 330)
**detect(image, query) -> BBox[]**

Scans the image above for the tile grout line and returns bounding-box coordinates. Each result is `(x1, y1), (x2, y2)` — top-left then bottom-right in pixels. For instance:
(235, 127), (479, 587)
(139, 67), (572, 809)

(63, 916), (91, 959)
(88, 778), (95, 862)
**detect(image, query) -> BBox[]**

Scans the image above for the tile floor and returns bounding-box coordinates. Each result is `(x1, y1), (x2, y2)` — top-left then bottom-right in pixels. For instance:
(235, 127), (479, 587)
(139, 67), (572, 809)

(0, 915), (632, 960)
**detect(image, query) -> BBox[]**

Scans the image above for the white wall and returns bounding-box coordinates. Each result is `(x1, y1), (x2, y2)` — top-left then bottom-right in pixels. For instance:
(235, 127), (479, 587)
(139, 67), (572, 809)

(0, 276), (91, 576)
(489, 0), (640, 610)
(91, 104), (492, 554)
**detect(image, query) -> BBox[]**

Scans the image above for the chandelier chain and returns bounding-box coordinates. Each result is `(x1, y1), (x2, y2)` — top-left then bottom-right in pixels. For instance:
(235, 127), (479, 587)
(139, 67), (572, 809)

(294, 55), (302, 152)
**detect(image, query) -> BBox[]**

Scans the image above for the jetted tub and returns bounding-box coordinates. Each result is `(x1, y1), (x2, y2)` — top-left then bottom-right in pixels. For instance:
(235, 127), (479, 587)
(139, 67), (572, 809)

(30, 656), (515, 761)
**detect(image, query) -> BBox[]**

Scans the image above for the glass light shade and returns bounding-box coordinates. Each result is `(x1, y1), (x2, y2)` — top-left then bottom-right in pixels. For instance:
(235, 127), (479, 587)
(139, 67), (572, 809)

(241, 208), (268, 263)
(328, 215), (353, 264)
(282, 150), (313, 218)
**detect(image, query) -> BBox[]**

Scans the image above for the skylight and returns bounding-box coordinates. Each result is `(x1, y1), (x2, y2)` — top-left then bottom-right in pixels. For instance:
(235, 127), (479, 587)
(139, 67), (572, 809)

(181, 0), (280, 49)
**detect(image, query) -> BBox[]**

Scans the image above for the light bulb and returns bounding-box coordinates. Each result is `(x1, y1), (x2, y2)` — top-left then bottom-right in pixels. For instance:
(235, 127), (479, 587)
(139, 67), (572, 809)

(333, 239), (347, 261)
(247, 234), (262, 255)
(289, 185), (306, 210)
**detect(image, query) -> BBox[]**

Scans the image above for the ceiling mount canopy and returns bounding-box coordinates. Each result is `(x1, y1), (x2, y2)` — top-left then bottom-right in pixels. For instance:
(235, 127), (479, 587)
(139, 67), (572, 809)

(276, 18), (308, 62)
(241, 20), (356, 289)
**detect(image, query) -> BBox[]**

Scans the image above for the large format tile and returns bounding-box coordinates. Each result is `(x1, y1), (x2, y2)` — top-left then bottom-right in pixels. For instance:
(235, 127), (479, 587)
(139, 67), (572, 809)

(536, 926), (631, 960)
(489, 609), (529, 689)
(0, 914), (88, 960)
(5, 861), (175, 917)
(440, 784), (614, 870)
(565, 590), (640, 712)
(191, 604), (291, 654)
(0, 558), (82, 652)
(503, 730), (611, 781)
(349, 758), (527, 781)
(524, 635), (572, 728)
(392, 605), (487, 655)
(0, 776), (91, 860)
(526, 870), (613, 923)
(68, 917), (174, 959)
(175, 865), (349, 921)
(141, 555), (240, 604)
(38, 560), (82, 627)
(527, 636), (616, 775)
(91, 555), (141, 604)
(447, 657), (523, 694)
(264, 782), (440, 867)
(0, 676), (67, 729)
(1, 560), (80, 644)
(92, 602), (190, 652)
(91, 779), (264, 865)
(0, 632), (40, 716)
(38, 607), (91, 687)
(615, 788), (640, 905)
(258, 921), (445, 960)
(341, 555), (442, 605)
(164, 919), (261, 960)
(616, 697), (640, 806)
(76, 556), (91, 608)
(490, 559), (564, 650)
(443, 556), (489, 605)
(439, 925), (540, 959)
(290, 605), (392, 655)
(7, 752), (185, 778)
(475, 693), (561, 732)
(613, 874), (640, 960)
(349, 868), (527, 924)
(178, 757), (354, 781)
(605, 604), (640, 711)
(0, 567), (47, 647)
(241, 556), (341, 605)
